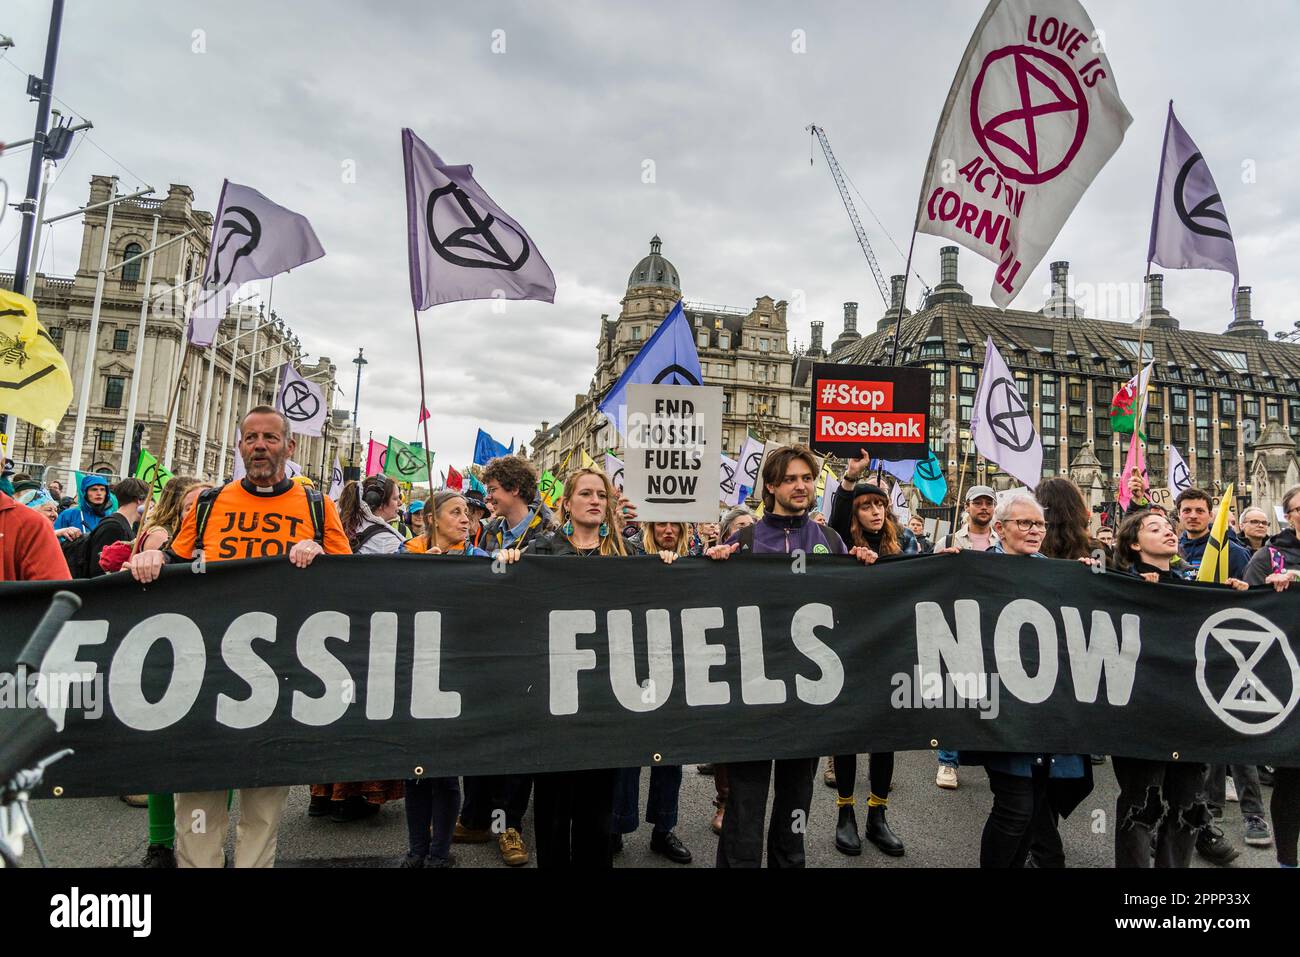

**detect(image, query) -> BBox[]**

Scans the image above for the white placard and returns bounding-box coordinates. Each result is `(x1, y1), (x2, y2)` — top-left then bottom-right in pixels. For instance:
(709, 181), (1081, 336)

(623, 384), (722, 522)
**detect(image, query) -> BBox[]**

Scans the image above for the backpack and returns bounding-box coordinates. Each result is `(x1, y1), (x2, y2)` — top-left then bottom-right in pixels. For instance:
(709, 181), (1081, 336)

(190, 485), (325, 556)
(351, 523), (391, 554)
(60, 533), (94, 579)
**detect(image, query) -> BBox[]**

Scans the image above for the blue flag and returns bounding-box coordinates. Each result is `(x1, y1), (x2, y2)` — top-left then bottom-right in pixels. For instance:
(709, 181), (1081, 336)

(912, 451), (948, 506)
(870, 458), (917, 484)
(472, 429), (514, 466)
(598, 300), (702, 435)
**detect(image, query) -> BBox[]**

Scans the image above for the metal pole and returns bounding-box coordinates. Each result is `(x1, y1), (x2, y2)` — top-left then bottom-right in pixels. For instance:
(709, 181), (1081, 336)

(67, 178), (118, 474)
(119, 214), (159, 477)
(196, 340), (217, 479)
(350, 348), (367, 470)
(245, 279), (272, 412)
(218, 316), (241, 481)
(24, 157), (54, 293)
(11, 0), (65, 298)
(162, 342), (188, 470)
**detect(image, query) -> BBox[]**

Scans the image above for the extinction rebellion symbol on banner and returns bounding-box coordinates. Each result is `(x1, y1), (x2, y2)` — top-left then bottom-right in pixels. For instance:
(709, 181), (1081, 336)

(1196, 608), (1300, 735)
(970, 45), (1088, 186)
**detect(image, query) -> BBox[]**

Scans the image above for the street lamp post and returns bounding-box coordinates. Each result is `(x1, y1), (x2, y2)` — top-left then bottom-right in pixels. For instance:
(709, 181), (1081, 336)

(349, 348), (368, 479)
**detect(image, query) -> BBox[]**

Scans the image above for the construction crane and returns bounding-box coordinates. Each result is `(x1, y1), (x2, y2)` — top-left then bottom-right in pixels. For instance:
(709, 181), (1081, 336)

(807, 124), (931, 312)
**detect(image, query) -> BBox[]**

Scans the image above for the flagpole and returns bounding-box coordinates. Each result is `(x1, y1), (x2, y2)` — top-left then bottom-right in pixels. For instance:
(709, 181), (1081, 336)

(873, 228), (919, 487)
(951, 441), (973, 532)
(246, 280), (272, 414)
(411, 307), (436, 485)
(161, 341), (190, 471)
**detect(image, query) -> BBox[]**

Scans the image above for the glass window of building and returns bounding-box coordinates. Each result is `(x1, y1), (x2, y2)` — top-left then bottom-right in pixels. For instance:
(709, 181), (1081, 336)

(104, 375), (125, 409)
(113, 329), (129, 351)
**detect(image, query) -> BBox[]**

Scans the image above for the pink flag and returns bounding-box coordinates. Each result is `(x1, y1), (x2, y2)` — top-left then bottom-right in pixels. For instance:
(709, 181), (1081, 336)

(365, 440), (387, 477)
(1117, 429), (1148, 511)
(418, 404), (431, 424)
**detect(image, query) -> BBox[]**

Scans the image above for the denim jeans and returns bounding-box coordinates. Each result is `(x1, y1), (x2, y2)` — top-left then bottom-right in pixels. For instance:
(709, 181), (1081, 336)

(1205, 764), (1265, 818)
(938, 750), (959, 768)
(612, 765), (682, 834)
(405, 777), (461, 861)
(717, 757), (817, 868)
(1112, 757), (1210, 868)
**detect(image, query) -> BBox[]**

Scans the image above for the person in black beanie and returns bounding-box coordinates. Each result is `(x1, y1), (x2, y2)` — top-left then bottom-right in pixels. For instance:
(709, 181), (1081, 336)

(825, 468), (918, 857)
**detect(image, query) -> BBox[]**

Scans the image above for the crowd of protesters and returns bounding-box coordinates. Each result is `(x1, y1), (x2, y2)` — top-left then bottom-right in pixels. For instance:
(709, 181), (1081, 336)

(2, 418), (1297, 871)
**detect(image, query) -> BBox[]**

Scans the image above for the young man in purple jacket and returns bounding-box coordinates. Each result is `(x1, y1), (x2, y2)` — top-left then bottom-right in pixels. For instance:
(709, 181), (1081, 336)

(705, 444), (870, 867)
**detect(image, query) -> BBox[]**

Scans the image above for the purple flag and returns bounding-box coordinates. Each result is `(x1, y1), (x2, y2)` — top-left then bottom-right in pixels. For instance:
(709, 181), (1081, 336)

(189, 181), (324, 346)
(402, 128), (556, 311)
(186, 280), (240, 347)
(1148, 102), (1239, 294)
(969, 337), (1043, 490)
(203, 181), (325, 289)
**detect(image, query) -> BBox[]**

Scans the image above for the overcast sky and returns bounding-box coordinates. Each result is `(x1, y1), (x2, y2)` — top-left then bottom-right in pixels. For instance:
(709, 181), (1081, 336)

(3, 0), (1298, 469)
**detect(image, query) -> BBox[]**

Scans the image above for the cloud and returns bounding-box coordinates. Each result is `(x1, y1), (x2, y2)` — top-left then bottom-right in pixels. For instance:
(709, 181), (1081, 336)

(2, 0), (1298, 471)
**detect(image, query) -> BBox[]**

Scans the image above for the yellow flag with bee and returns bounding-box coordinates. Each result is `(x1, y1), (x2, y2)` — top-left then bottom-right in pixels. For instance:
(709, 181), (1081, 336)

(0, 289), (73, 430)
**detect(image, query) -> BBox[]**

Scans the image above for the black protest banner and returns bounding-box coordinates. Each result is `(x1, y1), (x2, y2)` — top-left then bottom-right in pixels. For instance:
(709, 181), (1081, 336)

(2, 551), (1297, 798)
(809, 362), (931, 459)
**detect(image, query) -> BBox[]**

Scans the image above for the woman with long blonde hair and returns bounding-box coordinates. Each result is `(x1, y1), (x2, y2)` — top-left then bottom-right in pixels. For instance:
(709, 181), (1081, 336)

(138, 475), (211, 553)
(134, 474), (210, 869)
(638, 521), (693, 558)
(522, 466), (688, 867)
(528, 466), (631, 558)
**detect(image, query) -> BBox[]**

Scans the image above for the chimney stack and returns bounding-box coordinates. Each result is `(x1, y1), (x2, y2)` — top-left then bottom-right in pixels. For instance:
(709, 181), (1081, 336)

(1041, 260), (1081, 319)
(925, 246), (973, 307)
(1141, 274), (1178, 330)
(879, 274), (913, 331)
(830, 302), (862, 354)
(809, 320), (824, 355)
(1226, 285), (1267, 338)
(940, 246), (959, 285)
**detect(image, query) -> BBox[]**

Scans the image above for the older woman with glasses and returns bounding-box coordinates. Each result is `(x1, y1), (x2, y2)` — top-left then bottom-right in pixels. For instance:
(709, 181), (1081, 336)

(964, 492), (1093, 867)
(1244, 486), (1300, 869)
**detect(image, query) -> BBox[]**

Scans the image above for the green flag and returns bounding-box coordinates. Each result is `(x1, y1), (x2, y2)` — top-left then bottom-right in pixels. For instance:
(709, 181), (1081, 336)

(539, 470), (564, 509)
(134, 448), (173, 502)
(384, 436), (431, 483)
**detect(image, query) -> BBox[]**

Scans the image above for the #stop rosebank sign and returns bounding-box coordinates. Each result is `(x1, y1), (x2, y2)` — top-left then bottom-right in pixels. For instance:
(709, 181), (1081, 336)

(623, 383), (722, 522)
(809, 363), (931, 459)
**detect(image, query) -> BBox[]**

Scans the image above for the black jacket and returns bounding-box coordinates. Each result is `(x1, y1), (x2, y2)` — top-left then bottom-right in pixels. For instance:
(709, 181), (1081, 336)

(1244, 528), (1300, 586)
(527, 529), (643, 557)
(85, 512), (134, 578)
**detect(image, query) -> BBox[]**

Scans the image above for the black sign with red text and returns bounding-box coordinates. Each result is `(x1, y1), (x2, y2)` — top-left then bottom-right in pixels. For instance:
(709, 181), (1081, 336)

(809, 363), (931, 459)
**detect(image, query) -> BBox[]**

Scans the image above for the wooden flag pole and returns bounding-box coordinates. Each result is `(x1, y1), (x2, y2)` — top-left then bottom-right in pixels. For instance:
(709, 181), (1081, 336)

(411, 308), (436, 487)
(160, 343), (192, 470)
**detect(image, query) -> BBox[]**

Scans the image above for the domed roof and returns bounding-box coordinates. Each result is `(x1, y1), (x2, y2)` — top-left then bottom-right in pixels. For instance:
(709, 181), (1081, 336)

(627, 235), (680, 292)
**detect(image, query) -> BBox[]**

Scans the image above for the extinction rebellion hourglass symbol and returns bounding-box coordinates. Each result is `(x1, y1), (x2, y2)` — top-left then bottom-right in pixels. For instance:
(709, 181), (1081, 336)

(986, 378), (1035, 453)
(970, 45), (1088, 186)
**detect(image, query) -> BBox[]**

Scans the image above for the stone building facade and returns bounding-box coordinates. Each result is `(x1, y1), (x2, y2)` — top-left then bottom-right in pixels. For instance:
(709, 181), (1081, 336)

(2, 175), (343, 484)
(530, 236), (813, 472)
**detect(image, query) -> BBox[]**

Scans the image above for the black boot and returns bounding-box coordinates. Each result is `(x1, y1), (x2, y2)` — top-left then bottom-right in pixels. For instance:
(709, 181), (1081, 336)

(835, 804), (862, 856)
(865, 804), (905, 857)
